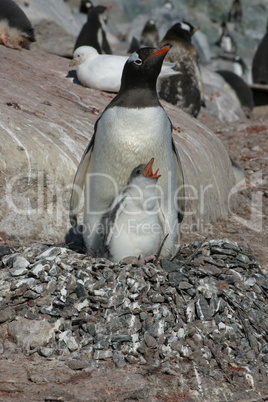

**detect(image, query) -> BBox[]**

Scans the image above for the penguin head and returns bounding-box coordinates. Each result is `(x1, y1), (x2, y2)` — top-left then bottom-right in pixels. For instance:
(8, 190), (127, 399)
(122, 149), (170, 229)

(128, 158), (161, 184)
(163, 21), (199, 43)
(142, 19), (158, 33)
(120, 44), (172, 90)
(80, 0), (93, 14)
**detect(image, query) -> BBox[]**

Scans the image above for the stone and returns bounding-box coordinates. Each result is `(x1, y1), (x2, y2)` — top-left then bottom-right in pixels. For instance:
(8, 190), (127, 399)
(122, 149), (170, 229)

(93, 350), (113, 360)
(0, 307), (15, 323)
(66, 359), (89, 370)
(8, 317), (57, 350)
(38, 347), (54, 357)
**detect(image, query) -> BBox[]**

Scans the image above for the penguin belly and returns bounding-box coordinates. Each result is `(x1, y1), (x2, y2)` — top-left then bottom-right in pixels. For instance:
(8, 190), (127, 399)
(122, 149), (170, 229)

(83, 106), (178, 257)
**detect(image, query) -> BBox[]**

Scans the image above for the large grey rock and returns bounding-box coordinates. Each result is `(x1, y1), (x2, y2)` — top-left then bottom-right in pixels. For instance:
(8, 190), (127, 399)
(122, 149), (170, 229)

(8, 317), (62, 350)
(0, 46), (238, 244)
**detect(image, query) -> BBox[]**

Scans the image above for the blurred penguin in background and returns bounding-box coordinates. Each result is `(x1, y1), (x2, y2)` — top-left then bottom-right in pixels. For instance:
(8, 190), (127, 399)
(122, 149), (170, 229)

(215, 22), (237, 54)
(74, 4), (112, 54)
(216, 70), (254, 118)
(0, 0), (35, 50)
(252, 21), (268, 85)
(140, 19), (159, 47)
(228, 0), (243, 23)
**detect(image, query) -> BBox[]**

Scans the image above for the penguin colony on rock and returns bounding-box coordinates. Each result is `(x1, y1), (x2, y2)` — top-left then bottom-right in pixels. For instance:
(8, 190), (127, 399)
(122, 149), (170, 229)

(2, 0), (267, 262)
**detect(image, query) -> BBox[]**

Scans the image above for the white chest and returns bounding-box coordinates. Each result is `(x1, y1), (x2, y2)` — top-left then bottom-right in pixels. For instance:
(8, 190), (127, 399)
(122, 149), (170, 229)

(91, 106), (173, 182)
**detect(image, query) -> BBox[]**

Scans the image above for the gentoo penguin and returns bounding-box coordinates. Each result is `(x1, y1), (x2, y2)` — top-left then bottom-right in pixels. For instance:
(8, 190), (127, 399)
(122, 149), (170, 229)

(215, 22), (237, 54)
(140, 19), (159, 47)
(216, 70), (254, 118)
(69, 45), (179, 93)
(69, 44), (185, 259)
(158, 21), (205, 117)
(79, 0), (93, 14)
(252, 22), (268, 85)
(100, 158), (164, 262)
(0, 0), (35, 50)
(228, 0), (243, 23)
(74, 5), (112, 54)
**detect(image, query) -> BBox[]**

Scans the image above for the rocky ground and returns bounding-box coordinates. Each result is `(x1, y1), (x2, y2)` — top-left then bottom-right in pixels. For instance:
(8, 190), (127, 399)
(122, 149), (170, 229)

(0, 106), (267, 401)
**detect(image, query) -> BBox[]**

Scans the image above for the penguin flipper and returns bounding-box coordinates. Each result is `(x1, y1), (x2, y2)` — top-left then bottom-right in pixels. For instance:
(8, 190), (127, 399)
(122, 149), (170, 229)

(172, 139), (185, 222)
(69, 134), (95, 226)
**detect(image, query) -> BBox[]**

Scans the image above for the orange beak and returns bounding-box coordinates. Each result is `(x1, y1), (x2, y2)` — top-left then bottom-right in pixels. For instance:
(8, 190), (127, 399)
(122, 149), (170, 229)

(143, 158), (161, 179)
(150, 43), (172, 57)
(193, 27), (200, 33)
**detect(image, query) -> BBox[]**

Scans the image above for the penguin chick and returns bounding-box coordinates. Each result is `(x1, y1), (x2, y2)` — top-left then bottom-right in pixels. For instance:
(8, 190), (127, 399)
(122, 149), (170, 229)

(228, 0), (243, 23)
(216, 70), (254, 118)
(100, 158), (164, 262)
(158, 21), (204, 117)
(69, 44), (185, 259)
(0, 0), (35, 50)
(140, 19), (159, 47)
(252, 22), (268, 85)
(69, 45), (179, 92)
(74, 5), (112, 54)
(215, 22), (237, 54)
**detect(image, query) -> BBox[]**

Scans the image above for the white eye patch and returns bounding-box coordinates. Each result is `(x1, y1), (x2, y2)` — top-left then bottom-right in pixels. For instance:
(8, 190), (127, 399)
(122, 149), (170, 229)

(128, 51), (139, 63)
(180, 22), (190, 31)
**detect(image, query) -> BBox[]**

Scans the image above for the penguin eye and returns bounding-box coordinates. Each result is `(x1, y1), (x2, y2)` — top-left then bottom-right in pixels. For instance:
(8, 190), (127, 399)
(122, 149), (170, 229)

(136, 168), (141, 175)
(134, 58), (142, 66)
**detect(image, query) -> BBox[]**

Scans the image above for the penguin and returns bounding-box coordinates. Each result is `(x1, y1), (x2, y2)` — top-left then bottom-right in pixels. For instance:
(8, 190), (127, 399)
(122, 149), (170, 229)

(216, 69), (254, 118)
(69, 45), (179, 93)
(228, 0), (243, 23)
(99, 158), (164, 262)
(215, 22), (237, 54)
(158, 21), (205, 117)
(74, 5), (112, 54)
(140, 19), (159, 47)
(0, 0), (35, 50)
(79, 0), (93, 14)
(69, 44), (185, 259)
(252, 22), (268, 85)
